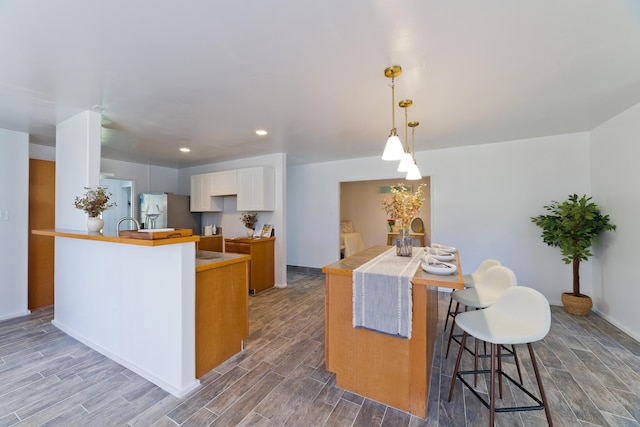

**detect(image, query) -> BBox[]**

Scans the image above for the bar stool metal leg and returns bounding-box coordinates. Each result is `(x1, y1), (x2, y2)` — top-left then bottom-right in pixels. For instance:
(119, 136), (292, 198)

(448, 331), (468, 401)
(489, 343), (497, 426)
(528, 343), (553, 426)
(512, 344), (523, 385)
(445, 301), (461, 358)
(444, 292), (455, 332)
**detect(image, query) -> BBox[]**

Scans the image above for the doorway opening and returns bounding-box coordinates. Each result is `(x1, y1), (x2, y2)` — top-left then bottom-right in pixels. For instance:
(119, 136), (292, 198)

(339, 177), (431, 258)
(99, 177), (136, 232)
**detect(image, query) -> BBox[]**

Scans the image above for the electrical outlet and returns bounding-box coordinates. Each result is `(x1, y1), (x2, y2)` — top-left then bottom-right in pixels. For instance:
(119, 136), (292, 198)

(2, 210), (9, 221)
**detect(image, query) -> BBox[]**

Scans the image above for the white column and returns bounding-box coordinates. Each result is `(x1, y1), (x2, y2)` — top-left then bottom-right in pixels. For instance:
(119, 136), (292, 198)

(55, 110), (102, 229)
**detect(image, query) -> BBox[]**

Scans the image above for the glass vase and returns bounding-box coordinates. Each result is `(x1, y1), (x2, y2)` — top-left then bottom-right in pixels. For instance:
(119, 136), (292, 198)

(396, 229), (412, 257)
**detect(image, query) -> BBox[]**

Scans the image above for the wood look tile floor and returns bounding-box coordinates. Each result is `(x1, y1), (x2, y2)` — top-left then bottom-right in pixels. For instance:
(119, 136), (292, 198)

(1, 271), (640, 426)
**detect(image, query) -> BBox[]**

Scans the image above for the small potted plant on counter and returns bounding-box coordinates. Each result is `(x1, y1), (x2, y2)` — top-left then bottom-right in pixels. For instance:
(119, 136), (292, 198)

(74, 186), (116, 232)
(240, 211), (259, 238)
(531, 194), (616, 315)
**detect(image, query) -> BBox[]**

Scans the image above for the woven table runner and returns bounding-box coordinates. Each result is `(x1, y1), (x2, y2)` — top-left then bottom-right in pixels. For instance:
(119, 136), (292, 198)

(353, 247), (423, 338)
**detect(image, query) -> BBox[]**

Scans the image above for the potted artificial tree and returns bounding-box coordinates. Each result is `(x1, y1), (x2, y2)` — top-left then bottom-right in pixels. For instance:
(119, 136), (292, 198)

(531, 194), (616, 315)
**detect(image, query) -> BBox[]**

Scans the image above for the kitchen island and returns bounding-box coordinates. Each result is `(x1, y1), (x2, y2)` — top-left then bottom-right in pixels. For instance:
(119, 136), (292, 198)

(322, 246), (464, 419)
(33, 229), (249, 397)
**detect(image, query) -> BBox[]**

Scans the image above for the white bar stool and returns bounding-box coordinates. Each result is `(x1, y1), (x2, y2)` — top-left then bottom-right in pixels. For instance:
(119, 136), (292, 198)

(448, 286), (553, 426)
(444, 265), (517, 360)
(443, 259), (501, 333)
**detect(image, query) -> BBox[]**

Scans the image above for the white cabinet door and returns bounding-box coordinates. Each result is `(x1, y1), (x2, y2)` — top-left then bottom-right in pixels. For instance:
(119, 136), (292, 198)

(190, 174), (205, 211)
(222, 170), (237, 195)
(190, 173), (223, 211)
(237, 167), (274, 211)
(210, 170), (238, 196)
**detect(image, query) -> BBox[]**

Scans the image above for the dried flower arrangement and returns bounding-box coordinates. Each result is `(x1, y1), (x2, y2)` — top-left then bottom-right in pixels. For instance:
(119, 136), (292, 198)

(240, 211), (259, 229)
(381, 183), (426, 230)
(73, 187), (116, 218)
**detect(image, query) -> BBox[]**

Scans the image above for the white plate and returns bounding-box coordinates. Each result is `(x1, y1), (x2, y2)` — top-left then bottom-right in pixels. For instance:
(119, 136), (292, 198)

(431, 243), (457, 253)
(421, 260), (458, 275)
(431, 253), (455, 262)
(138, 228), (175, 232)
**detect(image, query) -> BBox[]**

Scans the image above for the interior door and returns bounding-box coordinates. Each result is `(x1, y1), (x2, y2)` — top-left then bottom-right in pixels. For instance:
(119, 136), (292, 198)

(28, 159), (55, 309)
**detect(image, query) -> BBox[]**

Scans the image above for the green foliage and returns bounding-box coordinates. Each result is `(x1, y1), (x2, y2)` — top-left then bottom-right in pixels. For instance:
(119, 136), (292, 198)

(531, 194), (616, 295)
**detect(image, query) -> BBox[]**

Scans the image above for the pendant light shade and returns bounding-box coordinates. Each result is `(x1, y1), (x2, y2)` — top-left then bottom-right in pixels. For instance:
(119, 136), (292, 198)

(406, 161), (422, 180)
(382, 66), (403, 161)
(382, 134), (404, 160)
(397, 152), (413, 172)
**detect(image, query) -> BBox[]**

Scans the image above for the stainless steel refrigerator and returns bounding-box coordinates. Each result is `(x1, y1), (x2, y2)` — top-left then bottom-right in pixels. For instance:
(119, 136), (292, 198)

(139, 193), (201, 234)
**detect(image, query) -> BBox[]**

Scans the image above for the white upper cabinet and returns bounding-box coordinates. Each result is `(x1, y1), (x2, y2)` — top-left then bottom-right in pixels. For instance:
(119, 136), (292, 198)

(210, 170), (237, 196)
(191, 166), (274, 212)
(237, 166), (275, 211)
(190, 174), (223, 212)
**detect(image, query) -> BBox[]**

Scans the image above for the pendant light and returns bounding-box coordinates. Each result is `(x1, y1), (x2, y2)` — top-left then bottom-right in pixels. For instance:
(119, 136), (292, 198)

(381, 66), (405, 161)
(406, 121), (422, 180)
(397, 99), (414, 172)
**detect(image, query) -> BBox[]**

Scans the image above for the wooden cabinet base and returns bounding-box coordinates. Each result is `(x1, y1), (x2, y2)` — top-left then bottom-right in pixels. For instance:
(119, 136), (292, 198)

(196, 260), (249, 377)
(324, 272), (437, 418)
(224, 237), (275, 294)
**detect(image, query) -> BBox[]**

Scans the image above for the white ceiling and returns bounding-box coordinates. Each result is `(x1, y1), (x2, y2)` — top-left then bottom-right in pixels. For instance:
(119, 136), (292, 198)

(1, 1), (640, 168)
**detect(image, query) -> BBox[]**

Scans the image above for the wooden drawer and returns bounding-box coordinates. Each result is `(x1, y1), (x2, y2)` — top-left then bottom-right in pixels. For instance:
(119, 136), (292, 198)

(225, 241), (251, 254)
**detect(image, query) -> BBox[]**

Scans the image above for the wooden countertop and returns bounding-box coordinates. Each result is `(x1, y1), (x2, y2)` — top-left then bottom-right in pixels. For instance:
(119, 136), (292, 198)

(195, 251), (250, 272)
(33, 228), (200, 247)
(322, 245), (464, 290)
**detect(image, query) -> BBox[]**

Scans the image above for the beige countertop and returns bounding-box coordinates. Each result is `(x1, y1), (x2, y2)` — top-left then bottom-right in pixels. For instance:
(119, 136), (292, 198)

(195, 250), (250, 272)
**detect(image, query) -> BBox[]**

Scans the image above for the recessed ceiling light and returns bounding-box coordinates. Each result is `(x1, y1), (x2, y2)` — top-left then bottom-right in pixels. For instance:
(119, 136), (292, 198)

(179, 147), (191, 153)
(255, 129), (268, 136)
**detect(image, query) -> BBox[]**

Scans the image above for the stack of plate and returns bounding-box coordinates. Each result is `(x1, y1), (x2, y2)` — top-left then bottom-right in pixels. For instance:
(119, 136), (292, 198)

(422, 244), (457, 275)
(424, 247), (455, 262)
(431, 243), (457, 253)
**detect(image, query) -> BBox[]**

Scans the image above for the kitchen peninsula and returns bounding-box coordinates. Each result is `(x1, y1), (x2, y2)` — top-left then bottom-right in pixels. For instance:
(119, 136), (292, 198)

(322, 246), (464, 419)
(33, 229), (249, 397)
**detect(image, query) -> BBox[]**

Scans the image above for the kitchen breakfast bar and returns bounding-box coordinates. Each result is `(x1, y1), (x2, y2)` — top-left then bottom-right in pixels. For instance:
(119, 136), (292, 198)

(322, 246), (464, 419)
(33, 229), (250, 397)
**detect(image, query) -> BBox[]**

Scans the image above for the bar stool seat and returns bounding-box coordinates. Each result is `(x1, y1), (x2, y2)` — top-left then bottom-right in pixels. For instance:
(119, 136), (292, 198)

(444, 259), (501, 332)
(445, 265), (517, 359)
(448, 286), (553, 426)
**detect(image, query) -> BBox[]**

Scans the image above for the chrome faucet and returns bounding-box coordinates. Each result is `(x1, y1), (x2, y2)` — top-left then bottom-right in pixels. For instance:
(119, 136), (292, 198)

(117, 217), (140, 236)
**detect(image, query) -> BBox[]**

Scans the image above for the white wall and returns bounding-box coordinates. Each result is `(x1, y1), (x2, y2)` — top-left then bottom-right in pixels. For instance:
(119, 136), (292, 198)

(100, 158), (181, 195)
(178, 153), (287, 287)
(100, 158), (180, 223)
(288, 133), (591, 307)
(590, 102), (640, 341)
(0, 129), (30, 320)
(29, 143), (55, 161)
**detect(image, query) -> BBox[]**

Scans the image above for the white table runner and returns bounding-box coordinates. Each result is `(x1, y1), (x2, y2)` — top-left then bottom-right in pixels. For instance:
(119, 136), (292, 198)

(353, 247), (423, 338)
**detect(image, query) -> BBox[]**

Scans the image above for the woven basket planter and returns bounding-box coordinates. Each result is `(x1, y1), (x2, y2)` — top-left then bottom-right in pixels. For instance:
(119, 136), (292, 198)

(561, 292), (592, 316)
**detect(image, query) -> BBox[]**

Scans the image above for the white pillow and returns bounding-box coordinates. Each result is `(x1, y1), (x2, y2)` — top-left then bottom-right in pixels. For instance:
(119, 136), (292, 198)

(340, 221), (354, 233)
